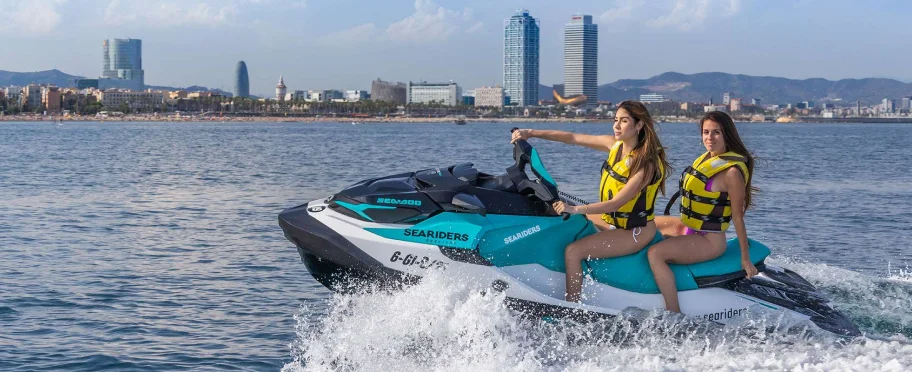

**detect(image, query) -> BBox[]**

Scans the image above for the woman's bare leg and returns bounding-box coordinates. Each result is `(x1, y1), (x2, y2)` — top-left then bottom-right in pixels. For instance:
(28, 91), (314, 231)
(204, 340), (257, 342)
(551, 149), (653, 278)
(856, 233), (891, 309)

(654, 216), (687, 237)
(646, 233), (727, 312)
(565, 222), (656, 302)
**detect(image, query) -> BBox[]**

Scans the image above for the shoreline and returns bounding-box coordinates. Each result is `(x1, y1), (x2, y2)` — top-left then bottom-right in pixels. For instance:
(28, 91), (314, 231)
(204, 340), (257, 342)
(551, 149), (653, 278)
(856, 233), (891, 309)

(2, 114), (910, 124)
(0, 114), (613, 123)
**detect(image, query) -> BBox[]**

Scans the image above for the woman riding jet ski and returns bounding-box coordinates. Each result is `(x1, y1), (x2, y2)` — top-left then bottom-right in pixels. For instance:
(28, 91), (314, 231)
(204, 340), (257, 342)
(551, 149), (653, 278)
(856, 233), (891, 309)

(278, 128), (860, 338)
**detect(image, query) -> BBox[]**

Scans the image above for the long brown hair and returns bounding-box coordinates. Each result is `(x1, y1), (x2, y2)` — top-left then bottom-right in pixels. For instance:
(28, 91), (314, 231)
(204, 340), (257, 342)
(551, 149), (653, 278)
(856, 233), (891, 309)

(617, 101), (671, 194)
(700, 111), (758, 209)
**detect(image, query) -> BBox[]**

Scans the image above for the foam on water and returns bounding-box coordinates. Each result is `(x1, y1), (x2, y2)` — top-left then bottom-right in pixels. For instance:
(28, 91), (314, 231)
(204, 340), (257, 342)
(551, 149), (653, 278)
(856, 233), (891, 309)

(769, 258), (912, 338)
(284, 264), (912, 372)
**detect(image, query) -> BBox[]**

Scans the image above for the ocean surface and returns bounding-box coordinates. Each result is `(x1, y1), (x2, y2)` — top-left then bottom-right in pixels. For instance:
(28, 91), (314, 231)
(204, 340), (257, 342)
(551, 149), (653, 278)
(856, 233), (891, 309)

(1, 121), (910, 371)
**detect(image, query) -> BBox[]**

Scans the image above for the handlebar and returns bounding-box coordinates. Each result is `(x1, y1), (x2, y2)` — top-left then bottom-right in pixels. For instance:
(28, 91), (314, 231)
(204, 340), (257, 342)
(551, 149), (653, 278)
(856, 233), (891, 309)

(510, 128), (570, 220)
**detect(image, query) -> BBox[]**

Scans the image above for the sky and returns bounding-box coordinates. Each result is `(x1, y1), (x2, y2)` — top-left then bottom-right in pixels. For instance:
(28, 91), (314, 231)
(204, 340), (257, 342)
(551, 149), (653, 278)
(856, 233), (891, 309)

(2, 0), (911, 96)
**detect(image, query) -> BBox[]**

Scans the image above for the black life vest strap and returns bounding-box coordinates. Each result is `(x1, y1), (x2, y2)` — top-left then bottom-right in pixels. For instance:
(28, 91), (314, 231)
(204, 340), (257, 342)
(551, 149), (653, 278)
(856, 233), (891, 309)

(683, 166), (710, 184)
(680, 206), (732, 224)
(681, 190), (730, 206)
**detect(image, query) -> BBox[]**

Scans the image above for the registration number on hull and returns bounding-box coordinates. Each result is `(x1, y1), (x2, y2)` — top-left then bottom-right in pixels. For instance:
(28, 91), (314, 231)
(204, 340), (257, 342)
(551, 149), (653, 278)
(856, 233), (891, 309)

(389, 251), (448, 270)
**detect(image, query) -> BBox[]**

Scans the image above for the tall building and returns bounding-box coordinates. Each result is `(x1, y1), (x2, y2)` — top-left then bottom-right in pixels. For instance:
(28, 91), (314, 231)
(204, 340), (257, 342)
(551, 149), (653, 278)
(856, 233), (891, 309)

(41, 86), (61, 112)
(370, 79), (407, 103)
(902, 96), (911, 111)
(722, 92), (731, 105)
(730, 98), (742, 111)
(20, 84), (42, 110)
(102, 38), (144, 91)
(406, 81), (462, 106)
(882, 98), (895, 113)
(751, 98), (762, 106)
(276, 76), (286, 101)
(564, 15), (597, 109)
(504, 9), (540, 107)
(234, 61), (250, 98)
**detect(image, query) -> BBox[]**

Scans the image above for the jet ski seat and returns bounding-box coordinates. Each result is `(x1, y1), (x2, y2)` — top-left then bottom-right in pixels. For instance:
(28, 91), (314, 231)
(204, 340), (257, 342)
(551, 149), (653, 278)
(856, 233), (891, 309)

(585, 234), (771, 294)
(451, 163), (479, 184)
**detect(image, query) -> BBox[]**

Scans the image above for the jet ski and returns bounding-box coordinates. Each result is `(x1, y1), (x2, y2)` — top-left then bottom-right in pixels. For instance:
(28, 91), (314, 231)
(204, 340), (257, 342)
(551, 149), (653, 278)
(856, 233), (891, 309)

(278, 130), (860, 337)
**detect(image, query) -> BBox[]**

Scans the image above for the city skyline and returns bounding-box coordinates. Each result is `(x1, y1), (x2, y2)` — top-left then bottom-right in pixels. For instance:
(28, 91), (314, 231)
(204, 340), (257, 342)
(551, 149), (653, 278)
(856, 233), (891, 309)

(3, 0), (912, 96)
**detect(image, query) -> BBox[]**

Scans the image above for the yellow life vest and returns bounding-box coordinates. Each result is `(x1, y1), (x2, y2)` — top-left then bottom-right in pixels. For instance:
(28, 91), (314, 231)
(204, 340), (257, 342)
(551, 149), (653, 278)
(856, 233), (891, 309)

(679, 152), (750, 232)
(598, 141), (664, 229)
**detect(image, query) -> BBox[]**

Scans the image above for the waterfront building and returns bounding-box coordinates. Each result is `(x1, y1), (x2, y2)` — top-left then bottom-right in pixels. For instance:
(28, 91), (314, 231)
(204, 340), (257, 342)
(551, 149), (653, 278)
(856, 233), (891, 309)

(722, 92), (731, 105)
(305, 89), (343, 102)
(504, 9), (540, 107)
(902, 96), (911, 111)
(323, 90), (343, 101)
(704, 104), (727, 113)
(187, 91), (217, 99)
(475, 86), (506, 108)
(370, 79), (407, 103)
(882, 98), (895, 113)
(462, 96), (475, 106)
(169, 91), (188, 100)
(345, 90), (370, 102)
(730, 98), (742, 111)
(802, 101), (815, 109)
(76, 79), (99, 89)
(41, 86), (61, 112)
(97, 89), (164, 111)
(20, 84), (42, 110)
(406, 81), (462, 106)
(639, 93), (667, 103)
(751, 98), (762, 106)
(288, 90), (306, 101)
(234, 61), (250, 98)
(276, 76), (287, 101)
(564, 15), (597, 109)
(102, 38), (144, 91)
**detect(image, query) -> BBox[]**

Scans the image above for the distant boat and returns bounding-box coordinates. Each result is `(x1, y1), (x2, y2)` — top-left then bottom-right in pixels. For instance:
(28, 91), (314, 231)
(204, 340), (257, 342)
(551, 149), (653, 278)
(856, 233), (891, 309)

(352, 121), (361, 125)
(454, 116), (467, 125)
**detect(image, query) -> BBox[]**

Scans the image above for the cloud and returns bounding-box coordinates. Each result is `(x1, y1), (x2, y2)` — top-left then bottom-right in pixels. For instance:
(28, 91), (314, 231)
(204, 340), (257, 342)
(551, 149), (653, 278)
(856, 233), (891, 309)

(104, 0), (239, 27)
(599, 0), (643, 24)
(0, 0), (67, 34)
(384, 0), (474, 42)
(465, 21), (484, 34)
(600, 0), (743, 31)
(321, 22), (378, 45)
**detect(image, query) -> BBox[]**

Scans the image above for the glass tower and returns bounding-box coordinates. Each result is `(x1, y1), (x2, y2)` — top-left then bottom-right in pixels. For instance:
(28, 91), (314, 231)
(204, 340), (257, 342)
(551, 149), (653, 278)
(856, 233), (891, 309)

(564, 15), (598, 108)
(102, 38), (144, 90)
(503, 10), (539, 107)
(234, 61), (250, 98)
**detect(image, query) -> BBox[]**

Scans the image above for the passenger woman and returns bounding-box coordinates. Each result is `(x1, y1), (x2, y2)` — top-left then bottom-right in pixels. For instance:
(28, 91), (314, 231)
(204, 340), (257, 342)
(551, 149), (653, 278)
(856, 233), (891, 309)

(648, 111), (758, 312)
(511, 101), (670, 302)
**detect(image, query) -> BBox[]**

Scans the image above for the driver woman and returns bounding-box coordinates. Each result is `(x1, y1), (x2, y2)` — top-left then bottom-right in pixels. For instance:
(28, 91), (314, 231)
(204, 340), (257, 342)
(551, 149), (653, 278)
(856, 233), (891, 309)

(511, 101), (670, 303)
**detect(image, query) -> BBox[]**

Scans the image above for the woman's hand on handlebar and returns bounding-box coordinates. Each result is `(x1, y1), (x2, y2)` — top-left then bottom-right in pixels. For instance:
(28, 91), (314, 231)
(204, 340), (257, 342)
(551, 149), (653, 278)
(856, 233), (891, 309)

(741, 259), (759, 279)
(552, 201), (580, 215)
(511, 129), (532, 144)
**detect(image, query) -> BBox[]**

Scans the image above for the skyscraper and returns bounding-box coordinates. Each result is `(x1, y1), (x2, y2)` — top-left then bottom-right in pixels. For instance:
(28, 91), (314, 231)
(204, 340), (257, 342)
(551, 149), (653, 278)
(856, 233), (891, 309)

(102, 38), (144, 91)
(234, 61), (250, 98)
(504, 9), (539, 107)
(564, 15), (597, 108)
(276, 76), (287, 101)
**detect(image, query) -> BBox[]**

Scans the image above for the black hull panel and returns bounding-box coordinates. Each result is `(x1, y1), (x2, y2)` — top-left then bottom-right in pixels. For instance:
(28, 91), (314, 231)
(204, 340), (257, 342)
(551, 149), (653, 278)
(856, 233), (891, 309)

(278, 204), (418, 292)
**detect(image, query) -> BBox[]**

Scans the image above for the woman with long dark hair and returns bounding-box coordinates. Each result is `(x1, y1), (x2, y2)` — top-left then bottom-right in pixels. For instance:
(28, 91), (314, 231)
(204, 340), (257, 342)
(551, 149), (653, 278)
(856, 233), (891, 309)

(647, 111), (758, 312)
(512, 101), (670, 302)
